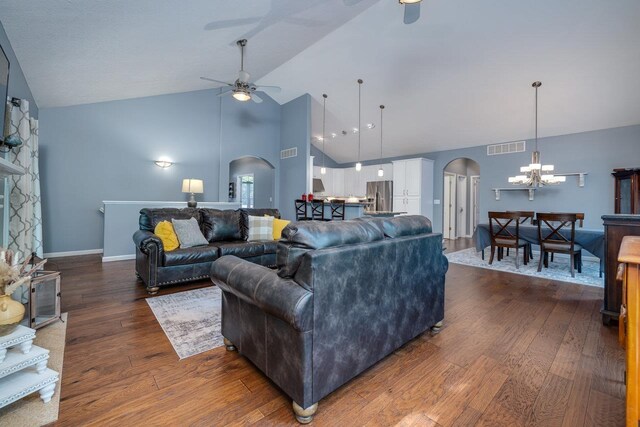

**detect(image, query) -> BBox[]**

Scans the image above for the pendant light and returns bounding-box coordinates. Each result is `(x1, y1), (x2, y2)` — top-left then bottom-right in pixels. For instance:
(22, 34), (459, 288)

(355, 79), (363, 172)
(321, 94), (327, 175)
(378, 105), (385, 177)
(508, 81), (565, 186)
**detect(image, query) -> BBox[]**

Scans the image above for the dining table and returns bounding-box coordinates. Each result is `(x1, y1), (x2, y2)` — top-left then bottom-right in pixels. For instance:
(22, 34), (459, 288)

(472, 223), (605, 275)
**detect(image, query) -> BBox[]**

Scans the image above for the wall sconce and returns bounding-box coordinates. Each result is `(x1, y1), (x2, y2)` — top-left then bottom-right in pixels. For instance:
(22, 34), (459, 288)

(154, 159), (174, 168)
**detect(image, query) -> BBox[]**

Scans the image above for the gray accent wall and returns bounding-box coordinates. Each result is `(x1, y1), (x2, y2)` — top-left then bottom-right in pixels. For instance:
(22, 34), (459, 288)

(39, 89), (282, 253)
(310, 144), (340, 168)
(279, 94), (311, 221)
(0, 20), (38, 116)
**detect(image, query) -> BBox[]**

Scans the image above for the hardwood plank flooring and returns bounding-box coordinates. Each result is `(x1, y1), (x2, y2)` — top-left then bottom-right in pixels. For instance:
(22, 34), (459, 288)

(51, 251), (624, 426)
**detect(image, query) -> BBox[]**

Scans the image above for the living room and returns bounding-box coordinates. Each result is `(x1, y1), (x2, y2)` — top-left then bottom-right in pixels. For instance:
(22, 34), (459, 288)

(0, 0), (639, 425)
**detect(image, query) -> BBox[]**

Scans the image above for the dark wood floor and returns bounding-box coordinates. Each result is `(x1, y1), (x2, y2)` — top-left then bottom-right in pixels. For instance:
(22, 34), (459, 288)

(51, 249), (625, 426)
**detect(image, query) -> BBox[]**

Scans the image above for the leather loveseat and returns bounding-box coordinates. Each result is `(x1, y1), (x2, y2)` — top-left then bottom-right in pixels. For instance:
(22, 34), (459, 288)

(133, 207), (280, 294)
(210, 215), (448, 423)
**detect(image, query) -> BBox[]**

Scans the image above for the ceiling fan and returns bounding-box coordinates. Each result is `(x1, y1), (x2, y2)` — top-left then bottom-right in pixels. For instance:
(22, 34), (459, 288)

(200, 39), (281, 103)
(344, 0), (422, 24)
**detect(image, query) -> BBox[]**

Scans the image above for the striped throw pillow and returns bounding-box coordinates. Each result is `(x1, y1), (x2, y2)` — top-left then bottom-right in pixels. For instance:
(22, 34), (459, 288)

(248, 215), (274, 241)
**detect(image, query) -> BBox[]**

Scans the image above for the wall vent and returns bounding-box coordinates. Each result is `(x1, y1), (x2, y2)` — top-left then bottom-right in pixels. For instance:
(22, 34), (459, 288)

(487, 141), (526, 156)
(280, 147), (298, 159)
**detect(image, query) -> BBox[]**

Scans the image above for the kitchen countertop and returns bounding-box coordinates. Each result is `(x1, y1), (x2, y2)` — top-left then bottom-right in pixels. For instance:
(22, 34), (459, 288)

(364, 211), (407, 217)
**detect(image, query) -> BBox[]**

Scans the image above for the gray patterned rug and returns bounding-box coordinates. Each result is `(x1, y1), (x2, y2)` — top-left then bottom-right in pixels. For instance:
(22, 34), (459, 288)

(146, 287), (223, 359)
(446, 248), (604, 288)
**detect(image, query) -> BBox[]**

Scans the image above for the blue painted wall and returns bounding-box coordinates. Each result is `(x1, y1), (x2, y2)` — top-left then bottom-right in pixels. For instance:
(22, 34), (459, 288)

(0, 21), (38, 117)
(310, 144), (340, 169)
(39, 89), (282, 253)
(333, 125), (640, 232)
(279, 94), (311, 221)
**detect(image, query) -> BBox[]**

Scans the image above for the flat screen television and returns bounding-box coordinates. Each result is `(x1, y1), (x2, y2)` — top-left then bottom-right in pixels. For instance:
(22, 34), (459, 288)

(0, 44), (9, 140)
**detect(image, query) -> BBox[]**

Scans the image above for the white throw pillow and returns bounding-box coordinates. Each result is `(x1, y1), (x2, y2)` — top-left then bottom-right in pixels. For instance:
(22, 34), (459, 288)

(248, 215), (274, 241)
(171, 217), (209, 248)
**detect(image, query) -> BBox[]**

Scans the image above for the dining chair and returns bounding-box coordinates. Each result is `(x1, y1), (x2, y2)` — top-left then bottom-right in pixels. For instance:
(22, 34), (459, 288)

(488, 211), (530, 269)
(548, 212), (585, 263)
(330, 200), (346, 221)
(295, 200), (312, 221)
(506, 211), (536, 259)
(536, 213), (582, 277)
(310, 200), (326, 220)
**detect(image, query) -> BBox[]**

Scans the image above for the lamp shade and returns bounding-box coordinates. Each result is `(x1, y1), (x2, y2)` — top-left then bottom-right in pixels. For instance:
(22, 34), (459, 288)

(182, 179), (204, 194)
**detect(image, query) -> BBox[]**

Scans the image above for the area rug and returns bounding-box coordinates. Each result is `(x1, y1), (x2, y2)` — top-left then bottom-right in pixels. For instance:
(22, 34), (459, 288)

(146, 287), (223, 359)
(0, 312), (68, 427)
(446, 248), (604, 287)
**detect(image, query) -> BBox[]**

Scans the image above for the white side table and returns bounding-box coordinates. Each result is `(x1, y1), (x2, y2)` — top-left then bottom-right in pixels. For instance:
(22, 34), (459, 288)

(0, 325), (59, 408)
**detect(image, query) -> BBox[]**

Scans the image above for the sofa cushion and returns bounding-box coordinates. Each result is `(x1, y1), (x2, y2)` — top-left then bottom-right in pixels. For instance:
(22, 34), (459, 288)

(201, 209), (243, 242)
(172, 217), (209, 248)
(163, 245), (218, 267)
(240, 208), (281, 240)
(139, 208), (200, 232)
(247, 215), (274, 241)
(380, 215), (432, 238)
(277, 220), (384, 278)
(217, 241), (266, 258)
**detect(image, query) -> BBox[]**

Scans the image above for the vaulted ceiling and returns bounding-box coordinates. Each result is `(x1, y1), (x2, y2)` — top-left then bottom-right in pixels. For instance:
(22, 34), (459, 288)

(2, 0), (639, 162)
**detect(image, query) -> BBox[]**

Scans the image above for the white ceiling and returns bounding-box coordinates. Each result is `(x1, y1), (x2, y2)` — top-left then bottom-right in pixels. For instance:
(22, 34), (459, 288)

(2, 0), (640, 163)
(259, 0), (640, 163)
(0, 0), (378, 107)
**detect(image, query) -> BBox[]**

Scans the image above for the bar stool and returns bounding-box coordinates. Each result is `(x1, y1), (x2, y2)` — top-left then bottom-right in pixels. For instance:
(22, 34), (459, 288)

(295, 200), (312, 221)
(310, 200), (326, 220)
(330, 200), (345, 220)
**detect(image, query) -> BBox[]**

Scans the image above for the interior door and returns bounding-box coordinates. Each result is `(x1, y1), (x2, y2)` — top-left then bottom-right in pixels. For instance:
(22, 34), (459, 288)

(470, 175), (480, 233)
(443, 173), (456, 239)
(456, 175), (467, 237)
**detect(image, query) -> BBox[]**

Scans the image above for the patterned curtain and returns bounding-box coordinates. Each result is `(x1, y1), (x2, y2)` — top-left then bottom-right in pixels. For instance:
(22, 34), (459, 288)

(5, 99), (43, 260)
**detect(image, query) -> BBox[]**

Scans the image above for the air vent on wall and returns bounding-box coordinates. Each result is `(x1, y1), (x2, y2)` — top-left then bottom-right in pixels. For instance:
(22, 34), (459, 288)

(280, 147), (298, 159)
(487, 141), (526, 156)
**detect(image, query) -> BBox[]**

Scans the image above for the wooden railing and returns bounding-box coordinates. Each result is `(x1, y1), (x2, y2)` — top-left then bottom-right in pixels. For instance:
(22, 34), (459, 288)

(618, 236), (640, 426)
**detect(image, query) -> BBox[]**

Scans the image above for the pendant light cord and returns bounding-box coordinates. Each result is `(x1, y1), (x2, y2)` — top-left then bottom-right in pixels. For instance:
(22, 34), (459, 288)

(379, 105), (384, 159)
(535, 84), (538, 151)
(357, 79), (363, 164)
(322, 94), (327, 169)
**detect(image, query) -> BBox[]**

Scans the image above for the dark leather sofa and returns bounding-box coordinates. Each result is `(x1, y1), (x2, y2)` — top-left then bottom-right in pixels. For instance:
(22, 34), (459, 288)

(210, 215), (448, 423)
(133, 207), (280, 294)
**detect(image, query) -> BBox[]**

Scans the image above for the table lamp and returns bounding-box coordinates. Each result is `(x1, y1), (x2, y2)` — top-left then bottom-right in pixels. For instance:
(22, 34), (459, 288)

(182, 179), (204, 207)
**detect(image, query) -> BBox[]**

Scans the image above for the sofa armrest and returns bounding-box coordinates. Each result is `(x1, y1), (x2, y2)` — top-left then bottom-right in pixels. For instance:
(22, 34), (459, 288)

(211, 256), (313, 332)
(133, 230), (164, 255)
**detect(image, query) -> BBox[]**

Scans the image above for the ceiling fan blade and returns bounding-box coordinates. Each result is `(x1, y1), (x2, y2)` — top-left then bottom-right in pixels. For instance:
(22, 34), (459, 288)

(200, 77), (233, 86)
(204, 17), (262, 31)
(251, 93), (263, 103)
(218, 89), (233, 97)
(254, 85), (282, 93)
(403, 3), (421, 24)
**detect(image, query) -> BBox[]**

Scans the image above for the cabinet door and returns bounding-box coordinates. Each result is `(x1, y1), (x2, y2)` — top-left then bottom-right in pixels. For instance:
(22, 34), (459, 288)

(382, 164), (393, 181)
(393, 161), (406, 195)
(313, 166), (321, 179)
(405, 159), (422, 197)
(333, 169), (344, 196)
(405, 197), (421, 215)
(393, 196), (405, 214)
(344, 168), (356, 196)
(318, 168), (332, 196)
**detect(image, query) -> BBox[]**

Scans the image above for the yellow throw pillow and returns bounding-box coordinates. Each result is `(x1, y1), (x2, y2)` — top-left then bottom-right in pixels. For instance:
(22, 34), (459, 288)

(154, 221), (180, 251)
(266, 215), (291, 240)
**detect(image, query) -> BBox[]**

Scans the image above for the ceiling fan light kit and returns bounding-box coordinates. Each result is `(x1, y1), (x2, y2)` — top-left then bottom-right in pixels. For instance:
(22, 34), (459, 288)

(200, 39), (281, 104)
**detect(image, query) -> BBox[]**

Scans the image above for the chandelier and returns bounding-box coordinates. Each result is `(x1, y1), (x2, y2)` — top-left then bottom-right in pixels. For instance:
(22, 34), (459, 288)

(508, 81), (565, 187)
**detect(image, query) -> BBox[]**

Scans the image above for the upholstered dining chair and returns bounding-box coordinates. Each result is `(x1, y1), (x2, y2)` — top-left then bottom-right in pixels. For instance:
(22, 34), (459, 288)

(310, 200), (326, 221)
(488, 211), (530, 269)
(295, 200), (312, 221)
(536, 213), (582, 277)
(329, 200), (345, 220)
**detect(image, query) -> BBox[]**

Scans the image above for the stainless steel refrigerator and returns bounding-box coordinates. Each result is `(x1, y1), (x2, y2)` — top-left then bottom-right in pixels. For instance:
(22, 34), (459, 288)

(366, 181), (393, 212)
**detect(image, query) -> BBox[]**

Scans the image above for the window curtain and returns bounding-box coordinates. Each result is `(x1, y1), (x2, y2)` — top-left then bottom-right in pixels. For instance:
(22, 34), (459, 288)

(5, 98), (43, 260)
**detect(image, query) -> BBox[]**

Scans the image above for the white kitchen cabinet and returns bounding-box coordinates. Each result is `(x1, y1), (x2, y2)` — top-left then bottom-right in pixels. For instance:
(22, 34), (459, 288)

(392, 158), (434, 219)
(332, 168), (344, 196)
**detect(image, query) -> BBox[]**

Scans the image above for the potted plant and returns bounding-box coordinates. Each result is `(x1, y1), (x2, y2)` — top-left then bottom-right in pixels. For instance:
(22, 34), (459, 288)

(0, 250), (47, 335)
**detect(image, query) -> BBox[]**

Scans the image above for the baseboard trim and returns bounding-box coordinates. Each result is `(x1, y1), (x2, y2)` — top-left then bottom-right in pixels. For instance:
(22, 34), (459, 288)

(44, 249), (103, 258)
(102, 254), (135, 263)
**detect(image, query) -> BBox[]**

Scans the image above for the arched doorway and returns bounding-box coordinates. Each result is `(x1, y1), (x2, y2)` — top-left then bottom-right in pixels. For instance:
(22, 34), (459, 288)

(443, 158), (480, 240)
(229, 156), (276, 208)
